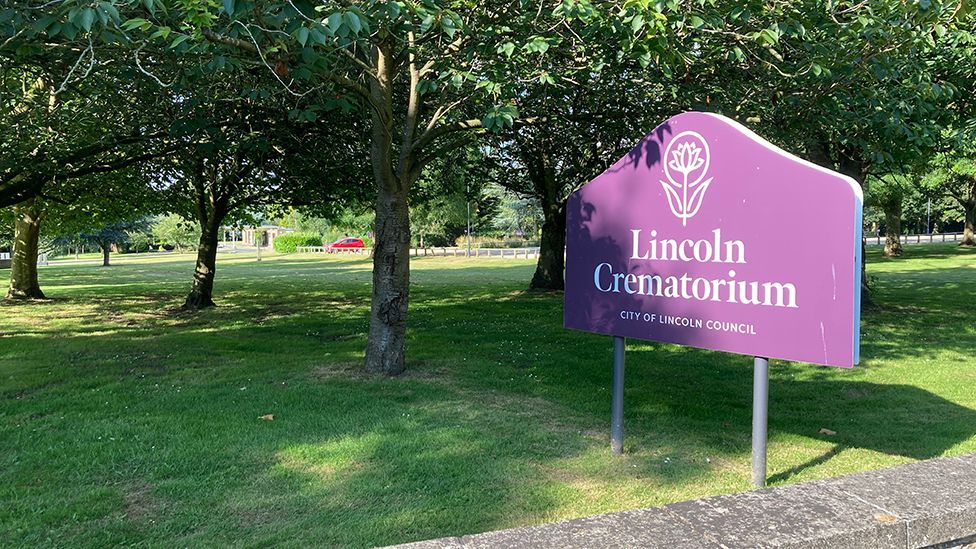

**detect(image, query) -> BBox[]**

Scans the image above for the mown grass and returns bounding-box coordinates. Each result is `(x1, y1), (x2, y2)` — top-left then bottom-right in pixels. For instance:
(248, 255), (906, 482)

(1, 244), (974, 547)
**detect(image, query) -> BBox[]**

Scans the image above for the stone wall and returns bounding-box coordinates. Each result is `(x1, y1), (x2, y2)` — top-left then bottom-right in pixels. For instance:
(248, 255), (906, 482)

(390, 453), (976, 549)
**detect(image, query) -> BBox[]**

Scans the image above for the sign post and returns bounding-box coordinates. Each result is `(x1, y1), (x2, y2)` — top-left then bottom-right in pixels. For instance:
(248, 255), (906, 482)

(611, 336), (626, 455)
(563, 112), (862, 487)
(752, 356), (769, 487)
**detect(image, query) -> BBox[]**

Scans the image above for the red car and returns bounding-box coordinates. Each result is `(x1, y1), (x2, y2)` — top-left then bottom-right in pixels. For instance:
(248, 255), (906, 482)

(327, 237), (366, 253)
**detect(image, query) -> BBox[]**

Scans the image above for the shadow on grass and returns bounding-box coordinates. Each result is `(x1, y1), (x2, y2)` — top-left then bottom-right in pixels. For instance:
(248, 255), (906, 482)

(2, 248), (975, 546)
(767, 445), (846, 484)
(6, 288), (974, 546)
(865, 241), (976, 262)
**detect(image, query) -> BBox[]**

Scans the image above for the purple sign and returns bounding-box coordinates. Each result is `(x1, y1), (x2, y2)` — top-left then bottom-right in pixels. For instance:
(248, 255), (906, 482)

(564, 112), (862, 367)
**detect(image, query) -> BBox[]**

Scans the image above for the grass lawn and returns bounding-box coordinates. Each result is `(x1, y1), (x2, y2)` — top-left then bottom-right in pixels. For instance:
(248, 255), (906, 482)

(2, 245), (975, 547)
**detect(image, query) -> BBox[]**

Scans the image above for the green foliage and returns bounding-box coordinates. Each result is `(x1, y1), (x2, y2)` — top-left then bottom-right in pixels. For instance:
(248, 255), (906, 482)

(410, 147), (500, 247)
(491, 191), (542, 238)
(81, 218), (150, 249)
(921, 152), (976, 234)
(125, 228), (155, 253)
(272, 231), (322, 253)
(151, 214), (200, 251)
(289, 212), (332, 235)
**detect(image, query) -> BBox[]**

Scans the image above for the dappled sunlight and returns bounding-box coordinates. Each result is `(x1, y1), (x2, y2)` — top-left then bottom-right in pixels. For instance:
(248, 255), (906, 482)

(2, 246), (975, 546)
(275, 434), (383, 482)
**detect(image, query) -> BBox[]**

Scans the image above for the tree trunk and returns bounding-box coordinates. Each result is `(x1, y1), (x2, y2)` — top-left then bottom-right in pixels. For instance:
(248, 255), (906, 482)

(6, 201), (44, 300)
(101, 244), (112, 266)
(882, 201), (903, 257)
(183, 218), (221, 310)
(531, 200), (567, 290)
(362, 40), (415, 376)
(364, 182), (411, 375)
(962, 200), (975, 247)
(525, 143), (567, 291)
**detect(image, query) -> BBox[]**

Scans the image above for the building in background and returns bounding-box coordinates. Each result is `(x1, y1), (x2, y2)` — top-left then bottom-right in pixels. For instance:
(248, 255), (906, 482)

(223, 225), (294, 249)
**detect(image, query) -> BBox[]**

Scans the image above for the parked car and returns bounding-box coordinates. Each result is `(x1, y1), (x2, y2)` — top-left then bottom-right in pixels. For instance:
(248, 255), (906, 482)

(327, 237), (366, 253)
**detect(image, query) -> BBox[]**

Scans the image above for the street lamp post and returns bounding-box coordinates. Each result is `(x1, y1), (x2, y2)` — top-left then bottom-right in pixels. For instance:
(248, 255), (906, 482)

(466, 182), (472, 258)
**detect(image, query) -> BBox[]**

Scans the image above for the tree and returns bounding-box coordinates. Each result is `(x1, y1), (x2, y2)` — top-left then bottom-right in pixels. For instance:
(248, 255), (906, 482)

(484, 0), (859, 290)
(491, 191), (542, 240)
(147, 0), (665, 374)
(865, 174), (924, 257)
(686, 0), (976, 303)
(162, 139), (278, 310)
(152, 214), (200, 252)
(2, 2), (187, 299)
(0, 9), (178, 209)
(925, 155), (976, 246)
(149, 80), (369, 309)
(5, 155), (162, 299)
(5, 198), (45, 299)
(485, 98), (651, 290)
(80, 219), (150, 266)
(411, 148), (498, 248)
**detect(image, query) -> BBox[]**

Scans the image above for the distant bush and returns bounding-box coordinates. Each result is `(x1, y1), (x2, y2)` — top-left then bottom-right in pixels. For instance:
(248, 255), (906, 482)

(152, 214), (200, 252)
(274, 232), (322, 253)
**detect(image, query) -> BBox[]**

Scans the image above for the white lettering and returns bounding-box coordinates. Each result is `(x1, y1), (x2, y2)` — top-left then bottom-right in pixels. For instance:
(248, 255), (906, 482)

(631, 230), (648, 259)
(592, 253), (796, 309)
(594, 263), (613, 292)
(624, 273), (638, 294)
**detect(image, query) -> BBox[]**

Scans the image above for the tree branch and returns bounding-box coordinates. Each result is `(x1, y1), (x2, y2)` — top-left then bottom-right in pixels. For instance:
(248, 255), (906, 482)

(201, 28), (258, 53)
(413, 118), (483, 153)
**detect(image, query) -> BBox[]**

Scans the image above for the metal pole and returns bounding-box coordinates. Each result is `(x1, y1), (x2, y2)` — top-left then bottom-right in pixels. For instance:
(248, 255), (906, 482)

(752, 356), (769, 488)
(611, 336), (626, 455)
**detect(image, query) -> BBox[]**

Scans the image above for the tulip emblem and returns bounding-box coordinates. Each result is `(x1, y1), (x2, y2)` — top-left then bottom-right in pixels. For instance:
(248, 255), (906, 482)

(660, 131), (713, 226)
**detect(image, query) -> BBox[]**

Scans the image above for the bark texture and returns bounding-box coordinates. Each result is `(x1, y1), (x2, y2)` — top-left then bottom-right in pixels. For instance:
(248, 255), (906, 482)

(101, 244), (112, 267)
(363, 41), (414, 376)
(329, 34), (485, 375)
(365, 183), (412, 375)
(184, 219), (220, 309)
(962, 200), (975, 247)
(882, 199), (903, 257)
(531, 199), (566, 291)
(6, 200), (44, 300)
(180, 155), (240, 311)
(525, 144), (567, 291)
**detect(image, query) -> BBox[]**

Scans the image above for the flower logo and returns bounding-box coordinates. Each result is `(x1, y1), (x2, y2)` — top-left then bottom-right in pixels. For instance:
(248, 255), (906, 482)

(660, 131), (714, 226)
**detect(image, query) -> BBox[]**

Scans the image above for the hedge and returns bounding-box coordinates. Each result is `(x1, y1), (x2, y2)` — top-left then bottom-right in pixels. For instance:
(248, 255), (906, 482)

(273, 232), (323, 253)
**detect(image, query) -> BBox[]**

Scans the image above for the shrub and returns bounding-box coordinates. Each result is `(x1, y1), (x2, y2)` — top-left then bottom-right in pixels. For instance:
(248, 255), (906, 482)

(274, 232), (322, 253)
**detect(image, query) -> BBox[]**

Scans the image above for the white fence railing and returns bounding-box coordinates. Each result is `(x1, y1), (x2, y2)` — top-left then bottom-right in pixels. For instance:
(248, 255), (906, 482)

(410, 247), (540, 259)
(297, 246), (541, 259)
(296, 246), (369, 255)
(864, 232), (966, 246)
(0, 252), (49, 266)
